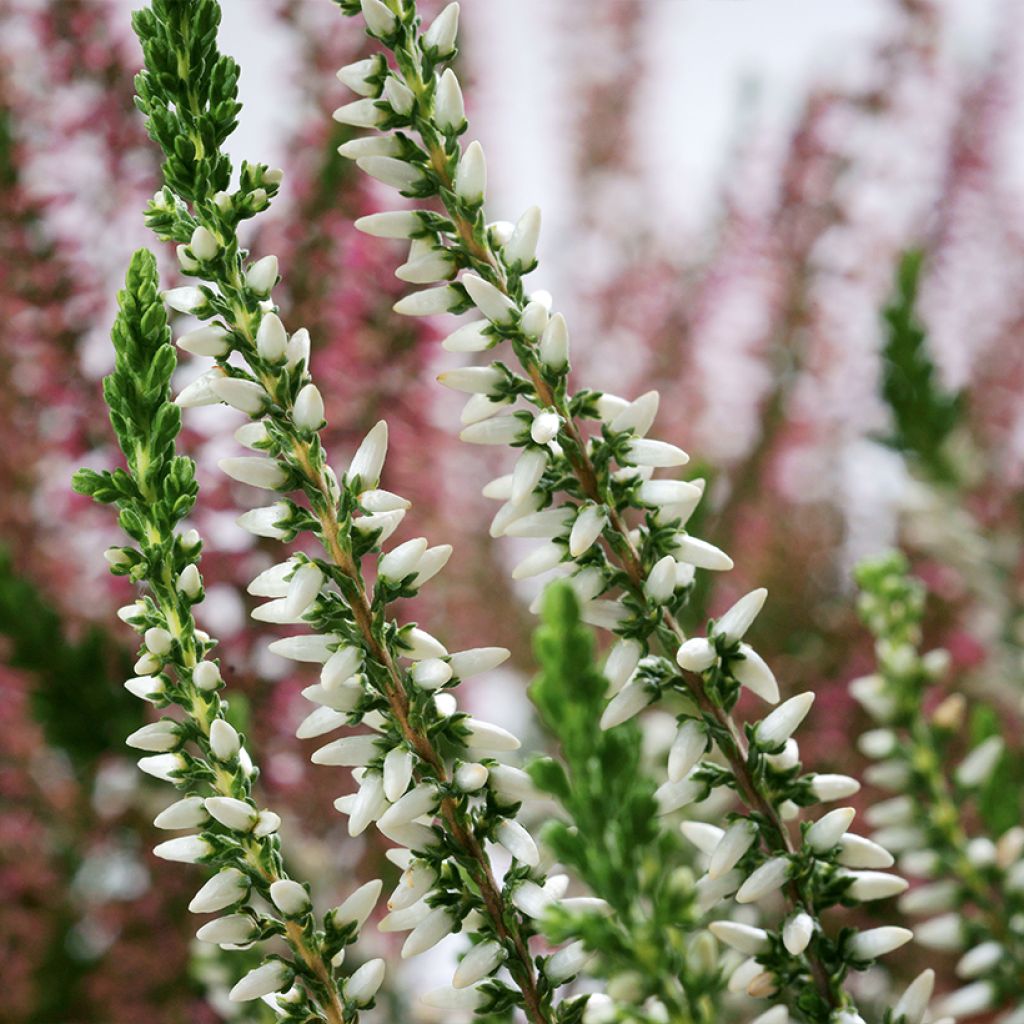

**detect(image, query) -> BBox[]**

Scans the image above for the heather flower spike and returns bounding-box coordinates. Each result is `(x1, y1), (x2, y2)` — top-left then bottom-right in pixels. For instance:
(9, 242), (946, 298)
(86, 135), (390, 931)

(332, 0), (922, 1019)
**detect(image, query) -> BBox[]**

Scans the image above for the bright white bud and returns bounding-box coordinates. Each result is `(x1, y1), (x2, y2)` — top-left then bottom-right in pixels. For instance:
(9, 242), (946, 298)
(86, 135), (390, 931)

(210, 377), (269, 415)
(435, 69), (465, 131)
(672, 535), (734, 571)
(403, 907), (456, 958)
(383, 76), (415, 116)
(355, 210), (423, 239)
(145, 626), (173, 656)
(360, 0), (397, 36)
(348, 959), (386, 1006)
(806, 807), (857, 853)
(935, 982), (996, 1019)
(453, 940), (504, 988)
(810, 773), (861, 801)
(382, 747), (415, 803)
(401, 627), (448, 659)
(655, 774), (703, 815)
(334, 879), (383, 929)
(245, 255), (278, 296)
(736, 856), (790, 904)
(209, 719), (240, 761)
(566, 505), (606, 558)
(287, 384), (324, 434)
(894, 969), (934, 1024)
(461, 273), (517, 325)
(126, 721), (179, 752)
(413, 545), (452, 587)
(506, 206), (541, 267)
(379, 783), (440, 830)
(512, 542), (563, 580)
(348, 774), (388, 836)
(196, 914), (256, 945)
(538, 313), (570, 371)
(229, 961), (292, 1003)
(393, 284), (460, 316)
(676, 637), (718, 672)
(219, 456), (287, 490)
(424, 1), (459, 55)
(189, 868), (248, 914)
(312, 734), (382, 767)
(205, 796), (258, 832)
(449, 647), (510, 677)
(347, 420), (388, 487)
(915, 913), (963, 951)
(164, 286), (206, 313)
(600, 680), (651, 730)
(521, 300), (549, 338)
(464, 717), (520, 751)
(624, 439), (689, 468)
(461, 415), (524, 446)
(609, 390), (659, 436)
(756, 692), (814, 748)
(178, 324), (230, 357)
(336, 56), (380, 96)
(680, 821), (724, 856)
(645, 555), (677, 603)
(495, 819), (539, 866)
(531, 410), (561, 444)
(783, 913), (814, 955)
(153, 834), (212, 864)
(154, 797), (208, 830)
(668, 719), (706, 782)
(334, 98), (388, 129)
(421, 986), (484, 1011)
(269, 879), (310, 917)
(411, 658), (453, 691)
(848, 926), (914, 960)
(137, 752), (186, 782)
(176, 563), (202, 599)
(956, 942), (1003, 979)
(380, 537), (429, 583)
(709, 820), (758, 880)
(358, 155), (424, 191)
(442, 319), (491, 353)
(455, 761), (488, 792)
(709, 920), (770, 955)
(454, 140), (486, 203)
(844, 871), (909, 902)
(713, 588), (768, 642)
(546, 940), (593, 984)
(295, 706), (347, 740)
(731, 645), (780, 703)
(604, 639), (641, 695)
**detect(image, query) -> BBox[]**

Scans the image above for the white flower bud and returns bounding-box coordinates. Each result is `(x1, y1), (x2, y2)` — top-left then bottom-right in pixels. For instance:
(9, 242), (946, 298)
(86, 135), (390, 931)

(154, 797), (208, 830)
(245, 255), (278, 297)
(956, 736), (1004, 788)
(521, 299), (549, 338)
(488, 764), (535, 804)
(655, 774), (703, 815)
(435, 68), (465, 131)
(731, 645), (779, 703)
(403, 907), (456, 958)
(358, 155), (424, 191)
(188, 868), (248, 914)
(844, 870), (909, 901)
(454, 761), (489, 792)
(312, 734), (383, 767)
(144, 626), (173, 656)
(736, 856), (790, 903)
(380, 538), (429, 583)
(680, 820), (724, 856)
(383, 76), (415, 116)
(205, 796), (258, 832)
(442, 319), (491, 353)
(709, 820), (757, 880)
(254, 312), (287, 364)
(219, 456), (287, 490)
(893, 969), (934, 1024)
(454, 140), (486, 203)
(506, 206), (541, 267)
(783, 912), (814, 955)
(411, 658), (453, 691)
(849, 926), (914, 960)
(337, 56), (381, 96)
(379, 783), (440, 830)
(164, 286), (206, 314)
(672, 534), (733, 571)
(448, 647), (509, 677)
(463, 717), (520, 751)
(355, 210), (424, 239)
(210, 377), (269, 415)
(756, 693), (814, 748)
(495, 819), (539, 866)
(806, 807), (856, 853)
(334, 879), (383, 929)
(453, 940), (504, 988)
(512, 542), (564, 580)
(153, 834), (212, 864)
(600, 680), (651, 730)
(645, 555), (677, 603)
(461, 415), (525, 445)
(191, 661), (221, 692)
(334, 98), (388, 129)
(609, 390), (659, 435)
(400, 627), (448, 659)
(268, 633), (337, 664)
(360, 0), (396, 37)
(935, 982), (995, 1019)
(676, 637), (718, 672)
(137, 752), (186, 782)
(393, 285), (461, 316)
(269, 879), (311, 917)
(229, 961), (293, 1003)
(708, 920), (770, 955)
(956, 941), (1003, 979)
(347, 420), (388, 487)
(530, 410), (561, 444)
(347, 959), (386, 1006)
(424, 2), (460, 55)
(668, 719), (706, 782)
(209, 719), (240, 761)
(915, 913), (963, 951)
(546, 940), (594, 984)
(421, 986), (484, 1011)
(461, 273), (517, 325)
(127, 721), (180, 752)
(178, 325), (231, 357)
(810, 773), (861, 801)
(197, 914), (256, 944)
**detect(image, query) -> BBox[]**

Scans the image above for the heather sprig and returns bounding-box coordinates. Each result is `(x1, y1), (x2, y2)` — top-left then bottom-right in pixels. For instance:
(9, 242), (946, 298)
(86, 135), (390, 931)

(73, 250), (379, 1023)
(130, 4), (589, 1022)
(855, 554), (1024, 1020)
(529, 585), (725, 1024)
(330, 2), (929, 1020)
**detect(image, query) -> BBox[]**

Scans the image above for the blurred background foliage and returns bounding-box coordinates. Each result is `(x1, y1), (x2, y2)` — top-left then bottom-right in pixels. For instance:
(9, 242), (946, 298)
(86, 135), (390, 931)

(1, 0), (1022, 1020)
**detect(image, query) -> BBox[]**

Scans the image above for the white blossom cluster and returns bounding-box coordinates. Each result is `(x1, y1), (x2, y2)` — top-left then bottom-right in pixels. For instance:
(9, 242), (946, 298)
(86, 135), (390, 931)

(330, 2), (936, 1020)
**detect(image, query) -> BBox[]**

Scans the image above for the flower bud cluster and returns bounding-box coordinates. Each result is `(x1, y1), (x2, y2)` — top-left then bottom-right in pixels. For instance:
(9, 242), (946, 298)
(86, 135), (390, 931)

(332, 2), (928, 1019)
(76, 250), (373, 1024)
(855, 554), (1024, 1020)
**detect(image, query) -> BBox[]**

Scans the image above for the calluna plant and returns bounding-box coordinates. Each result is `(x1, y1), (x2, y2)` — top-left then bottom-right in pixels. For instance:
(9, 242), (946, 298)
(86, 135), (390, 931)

(73, 1), (998, 1023)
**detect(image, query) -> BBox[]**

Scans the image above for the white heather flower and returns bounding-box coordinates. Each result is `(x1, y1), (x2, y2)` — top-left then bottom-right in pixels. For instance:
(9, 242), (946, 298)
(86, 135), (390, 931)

(506, 206), (541, 267)
(383, 76), (415, 116)
(865, 796), (914, 829)
(269, 879), (310, 917)
(205, 796), (258, 832)
(810, 773), (861, 801)
(655, 774), (703, 815)
(312, 734), (383, 767)
(229, 961), (293, 1003)
(454, 140), (486, 203)
(601, 680), (651, 730)
(348, 773), (388, 836)
(382, 748), (415, 803)
(283, 563), (323, 620)
(178, 324), (230, 357)
(360, 0), (397, 37)
(379, 783), (439, 829)
(624, 439), (689, 468)
(347, 420), (388, 487)
(710, 820), (758, 880)
(144, 626), (173, 656)
(295, 706), (348, 739)
(956, 736), (1004, 787)
(438, 366), (504, 394)
(495, 819), (540, 866)
(463, 718), (520, 752)
(680, 821), (724, 857)
(894, 970), (934, 1024)
(435, 68), (465, 131)
(210, 377), (269, 415)
(269, 633), (337, 663)
(197, 914), (257, 944)
(848, 926), (914, 960)
(209, 719), (240, 761)
(413, 545), (452, 587)
(354, 509), (405, 542)
(604, 639), (642, 695)
(899, 880), (958, 915)
(355, 210), (423, 239)
(461, 274), (517, 325)
(126, 720), (180, 753)
(420, 986), (484, 1011)
(347, 959), (386, 1006)
(783, 912), (814, 955)
(521, 299), (549, 338)
(442, 319), (491, 352)
(454, 762), (488, 792)
(219, 456), (287, 490)
(138, 752), (186, 782)
(393, 284), (461, 317)
(539, 312), (569, 370)
(192, 661), (221, 691)
(164, 286), (206, 313)
(709, 920), (771, 955)
(546, 941), (594, 984)
(736, 856), (790, 904)
(672, 535), (733, 571)
(915, 913), (964, 951)
(401, 627), (447, 659)
(380, 538), (429, 583)
(188, 868), (249, 913)
(676, 637), (718, 673)
(668, 719), (706, 782)
(510, 449), (547, 505)
(410, 658), (453, 691)
(333, 879), (383, 929)
(389, 862), (436, 911)
(806, 807), (857, 853)
(176, 563), (202, 599)
(403, 907), (456, 958)
(512, 542), (564, 580)
(756, 693), (814, 748)
(125, 676), (164, 703)
(255, 312), (287, 363)
(608, 390), (660, 435)
(334, 97), (388, 129)
(454, 940), (504, 988)
(731, 645), (780, 703)
(844, 871), (908, 901)
(154, 796), (208, 830)
(358, 156), (424, 191)
(245, 255), (278, 297)
(153, 834), (212, 864)
(448, 647), (509, 677)
(424, 1), (460, 55)
(645, 555), (677, 604)
(639, 479), (702, 509)
(336, 56), (381, 96)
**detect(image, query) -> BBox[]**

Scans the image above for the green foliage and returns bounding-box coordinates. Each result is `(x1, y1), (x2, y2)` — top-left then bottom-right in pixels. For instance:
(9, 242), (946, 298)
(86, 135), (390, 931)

(529, 585), (721, 1024)
(879, 250), (963, 482)
(132, 0), (240, 204)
